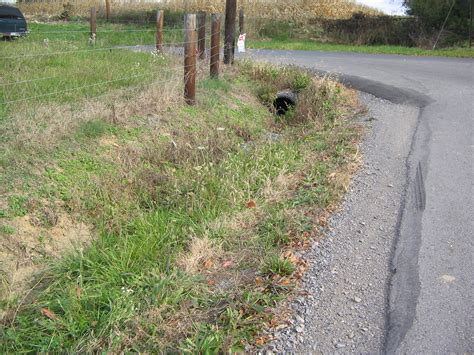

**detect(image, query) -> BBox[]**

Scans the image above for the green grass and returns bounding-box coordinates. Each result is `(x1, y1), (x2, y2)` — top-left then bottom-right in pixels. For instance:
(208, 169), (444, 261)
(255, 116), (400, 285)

(0, 22), (362, 353)
(0, 21), (183, 110)
(249, 38), (474, 58)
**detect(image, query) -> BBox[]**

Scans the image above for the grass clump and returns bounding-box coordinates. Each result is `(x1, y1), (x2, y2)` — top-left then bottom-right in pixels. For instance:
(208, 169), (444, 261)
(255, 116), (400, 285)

(0, 225), (15, 236)
(262, 255), (296, 277)
(76, 119), (112, 139)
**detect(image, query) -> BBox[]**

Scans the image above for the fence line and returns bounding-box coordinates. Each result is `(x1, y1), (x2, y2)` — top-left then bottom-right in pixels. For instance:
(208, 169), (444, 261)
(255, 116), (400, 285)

(28, 23), (208, 35)
(0, 39), (221, 104)
(1, 28), (220, 62)
(0, 35), (222, 89)
(1, 7), (234, 106)
(0, 67), (183, 105)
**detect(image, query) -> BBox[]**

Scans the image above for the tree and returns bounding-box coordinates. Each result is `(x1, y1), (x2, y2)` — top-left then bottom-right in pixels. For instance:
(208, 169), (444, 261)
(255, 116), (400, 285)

(404, 0), (470, 34)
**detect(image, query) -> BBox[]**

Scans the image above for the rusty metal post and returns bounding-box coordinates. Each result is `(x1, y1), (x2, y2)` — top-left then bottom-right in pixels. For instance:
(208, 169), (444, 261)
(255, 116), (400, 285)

(197, 12), (207, 60)
(239, 8), (244, 34)
(90, 7), (96, 42)
(210, 14), (221, 79)
(156, 10), (164, 52)
(184, 14), (197, 105)
(224, 0), (237, 64)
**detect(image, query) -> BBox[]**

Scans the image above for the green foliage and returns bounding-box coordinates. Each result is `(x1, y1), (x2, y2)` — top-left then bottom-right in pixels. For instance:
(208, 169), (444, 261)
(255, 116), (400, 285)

(0, 24), (361, 352)
(7, 196), (28, 217)
(256, 84), (277, 105)
(249, 38), (474, 58)
(262, 255), (295, 277)
(291, 72), (312, 93)
(405, 0), (470, 33)
(76, 120), (111, 139)
(0, 225), (15, 236)
(257, 211), (290, 246)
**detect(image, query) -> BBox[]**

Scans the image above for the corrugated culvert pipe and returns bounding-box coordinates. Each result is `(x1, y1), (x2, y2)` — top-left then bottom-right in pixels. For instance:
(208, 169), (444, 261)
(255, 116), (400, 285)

(274, 90), (297, 116)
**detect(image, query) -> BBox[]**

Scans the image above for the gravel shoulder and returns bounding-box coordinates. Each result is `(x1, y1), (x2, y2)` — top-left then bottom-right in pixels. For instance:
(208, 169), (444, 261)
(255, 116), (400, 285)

(265, 93), (419, 353)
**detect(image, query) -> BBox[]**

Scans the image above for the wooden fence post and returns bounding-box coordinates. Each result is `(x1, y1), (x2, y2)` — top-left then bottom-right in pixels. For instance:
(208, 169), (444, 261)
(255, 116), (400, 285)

(197, 12), (207, 60)
(105, 0), (111, 21)
(239, 8), (244, 34)
(90, 7), (96, 43)
(156, 10), (164, 52)
(224, 0), (236, 64)
(210, 14), (221, 79)
(184, 14), (197, 105)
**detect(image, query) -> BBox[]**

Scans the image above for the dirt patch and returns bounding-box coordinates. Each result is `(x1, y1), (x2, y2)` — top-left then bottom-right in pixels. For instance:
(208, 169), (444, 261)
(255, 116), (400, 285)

(0, 213), (92, 302)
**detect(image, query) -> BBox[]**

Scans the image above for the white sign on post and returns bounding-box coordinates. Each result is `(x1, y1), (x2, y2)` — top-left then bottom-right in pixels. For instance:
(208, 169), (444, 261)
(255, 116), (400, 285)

(237, 33), (246, 53)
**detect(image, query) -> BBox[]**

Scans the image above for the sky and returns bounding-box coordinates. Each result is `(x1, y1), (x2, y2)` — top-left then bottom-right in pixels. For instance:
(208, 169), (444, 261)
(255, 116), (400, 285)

(355, 0), (407, 15)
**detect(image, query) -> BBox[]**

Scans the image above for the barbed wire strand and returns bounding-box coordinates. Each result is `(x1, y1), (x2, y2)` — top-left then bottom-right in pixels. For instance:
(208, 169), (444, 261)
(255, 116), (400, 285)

(0, 28), (220, 61)
(0, 46), (219, 105)
(24, 22), (208, 35)
(0, 66), (184, 105)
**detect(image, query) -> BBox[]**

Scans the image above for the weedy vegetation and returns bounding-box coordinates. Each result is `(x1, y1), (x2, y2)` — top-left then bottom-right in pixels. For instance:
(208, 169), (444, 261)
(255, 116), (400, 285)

(0, 20), (363, 352)
(19, 0), (381, 21)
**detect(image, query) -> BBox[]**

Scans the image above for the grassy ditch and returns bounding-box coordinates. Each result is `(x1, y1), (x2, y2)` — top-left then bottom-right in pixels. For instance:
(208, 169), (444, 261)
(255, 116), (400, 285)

(0, 42), (363, 351)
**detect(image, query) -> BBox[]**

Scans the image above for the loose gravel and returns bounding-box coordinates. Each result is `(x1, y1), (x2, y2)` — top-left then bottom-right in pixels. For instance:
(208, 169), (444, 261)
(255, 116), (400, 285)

(262, 93), (419, 353)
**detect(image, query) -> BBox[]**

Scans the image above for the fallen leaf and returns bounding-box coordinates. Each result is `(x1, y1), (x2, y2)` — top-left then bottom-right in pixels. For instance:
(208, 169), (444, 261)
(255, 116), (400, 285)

(255, 336), (269, 346)
(207, 279), (216, 286)
(40, 308), (58, 321)
(255, 276), (264, 286)
(269, 317), (280, 328)
(203, 259), (214, 269)
(246, 200), (257, 209)
(75, 286), (81, 300)
(277, 278), (291, 286)
(222, 260), (234, 268)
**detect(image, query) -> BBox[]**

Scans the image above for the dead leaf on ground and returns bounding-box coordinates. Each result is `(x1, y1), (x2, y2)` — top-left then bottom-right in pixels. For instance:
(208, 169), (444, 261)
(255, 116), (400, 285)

(222, 260), (234, 268)
(40, 308), (58, 321)
(75, 286), (81, 300)
(255, 276), (264, 286)
(276, 277), (291, 286)
(246, 200), (257, 209)
(203, 259), (214, 269)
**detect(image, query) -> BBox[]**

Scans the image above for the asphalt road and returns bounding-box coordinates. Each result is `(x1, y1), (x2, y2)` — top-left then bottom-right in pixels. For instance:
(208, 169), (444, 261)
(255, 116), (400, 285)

(247, 50), (474, 353)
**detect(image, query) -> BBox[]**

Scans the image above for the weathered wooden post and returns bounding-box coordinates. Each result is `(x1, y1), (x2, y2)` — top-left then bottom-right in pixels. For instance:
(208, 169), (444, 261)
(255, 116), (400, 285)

(239, 8), (245, 34)
(224, 0), (236, 64)
(156, 10), (164, 52)
(105, 0), (111, 21)
(197, 12), (207, 60)
(210, 14), (221, 79)
(184, 14), (197, 105)
(90, 7), (96, 43)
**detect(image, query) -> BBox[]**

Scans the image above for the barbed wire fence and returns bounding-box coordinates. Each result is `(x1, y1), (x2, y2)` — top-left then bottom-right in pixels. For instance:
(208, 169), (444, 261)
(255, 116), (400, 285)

(0, 4), (249, 109)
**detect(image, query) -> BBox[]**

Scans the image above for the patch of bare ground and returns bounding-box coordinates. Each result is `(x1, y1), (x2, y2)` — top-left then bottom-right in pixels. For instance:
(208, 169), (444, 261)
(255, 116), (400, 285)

(0, 212), (92, 310)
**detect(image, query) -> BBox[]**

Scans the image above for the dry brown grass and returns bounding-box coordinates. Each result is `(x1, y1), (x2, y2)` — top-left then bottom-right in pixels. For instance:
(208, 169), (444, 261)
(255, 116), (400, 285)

(177, 236), (223, 274)
(19, 0), (382, 21)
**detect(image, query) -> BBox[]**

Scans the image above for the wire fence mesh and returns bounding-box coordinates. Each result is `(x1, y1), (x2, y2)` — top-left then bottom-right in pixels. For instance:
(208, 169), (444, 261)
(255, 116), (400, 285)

(0, 16), (223, 107)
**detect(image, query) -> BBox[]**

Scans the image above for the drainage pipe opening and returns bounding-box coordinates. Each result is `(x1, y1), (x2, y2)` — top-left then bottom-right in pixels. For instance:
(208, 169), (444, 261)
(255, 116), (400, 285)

(273, 91), (297, 116)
